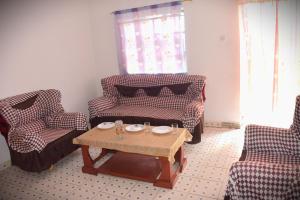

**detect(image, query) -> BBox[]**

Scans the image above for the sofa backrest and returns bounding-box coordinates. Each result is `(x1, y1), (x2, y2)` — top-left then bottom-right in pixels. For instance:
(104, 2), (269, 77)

(0, 89), (63, 140)
(101, 74), (206, 101)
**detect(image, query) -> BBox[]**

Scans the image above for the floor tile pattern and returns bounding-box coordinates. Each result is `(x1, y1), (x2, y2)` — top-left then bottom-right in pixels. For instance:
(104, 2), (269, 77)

(0, 127), (244, 200)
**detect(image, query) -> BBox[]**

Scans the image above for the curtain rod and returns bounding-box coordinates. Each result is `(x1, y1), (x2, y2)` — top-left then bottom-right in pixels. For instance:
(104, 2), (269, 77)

(111, 0), (191, 15)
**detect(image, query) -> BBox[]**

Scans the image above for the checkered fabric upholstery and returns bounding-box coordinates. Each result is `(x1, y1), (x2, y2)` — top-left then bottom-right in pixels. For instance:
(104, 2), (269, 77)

(225, 95), (300, 199)
(88, 96), (118, 119)
(97, 104), (183, 121)
(244, 125), (300, 156)
(101, 74), (206, 100)
(45, 112), (87, 131)
(291, 95), (300, 134)
(226, 161), (300, 200)
(0, 89), (88, 153)
(89, 74), (206, 134)
(8, 120), (47, 153)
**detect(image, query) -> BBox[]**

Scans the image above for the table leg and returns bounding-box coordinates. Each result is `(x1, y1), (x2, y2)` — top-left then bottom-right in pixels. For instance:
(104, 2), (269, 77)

(154, 146), (187, 189)
(154, 156), (174, 189)
(175, 146), (187, 172)
(81, 145), (97, 175)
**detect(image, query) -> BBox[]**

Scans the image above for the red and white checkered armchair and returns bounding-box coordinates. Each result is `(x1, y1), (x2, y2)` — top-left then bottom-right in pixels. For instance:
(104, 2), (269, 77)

(0, 89), (88, 172)
(225, 96), (300, 199)
(88, 74), (206, 143)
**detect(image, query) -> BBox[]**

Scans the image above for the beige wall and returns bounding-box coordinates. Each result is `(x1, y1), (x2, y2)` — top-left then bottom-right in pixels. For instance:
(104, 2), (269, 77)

(0, 0), (240, 165)
(90, 0), (240, 123)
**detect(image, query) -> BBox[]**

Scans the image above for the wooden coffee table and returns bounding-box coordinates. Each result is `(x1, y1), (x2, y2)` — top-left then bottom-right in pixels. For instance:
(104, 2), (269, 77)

(73, 125), (192, 189)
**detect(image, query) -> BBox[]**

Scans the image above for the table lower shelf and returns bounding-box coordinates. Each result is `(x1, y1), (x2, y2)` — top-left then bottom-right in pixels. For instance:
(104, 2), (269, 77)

(98, 152), (161, 183)
(80, 146), (187, 189)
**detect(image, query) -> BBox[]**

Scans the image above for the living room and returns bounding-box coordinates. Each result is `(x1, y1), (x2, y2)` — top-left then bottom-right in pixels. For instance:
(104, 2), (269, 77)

(0, 0), (299, 199)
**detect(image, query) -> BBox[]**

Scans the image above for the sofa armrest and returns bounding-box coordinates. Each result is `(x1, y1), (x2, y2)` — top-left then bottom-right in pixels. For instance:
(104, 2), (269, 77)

(244, 125), (300, 156)
(183, 100), (204, 119)
(226, 161), (300, 199)
(88, 96), (118, 119)
(0, 102), (18, 128)
(8, 129), (47, 153)
(45, 112), (88, 131)
(181, 100), (204, 132)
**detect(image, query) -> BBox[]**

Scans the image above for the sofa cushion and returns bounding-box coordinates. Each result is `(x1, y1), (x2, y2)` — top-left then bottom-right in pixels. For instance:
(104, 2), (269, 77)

(97, 104), (183, 121)
(115, 82), (192, 97)
(15, 120), (47, 136)
(39, 128), (73, 144)
(38, 89), (64, 115)
(245, 151), (300, 165)
(13, 104), (44, 126)
(118, 96), (191, 110)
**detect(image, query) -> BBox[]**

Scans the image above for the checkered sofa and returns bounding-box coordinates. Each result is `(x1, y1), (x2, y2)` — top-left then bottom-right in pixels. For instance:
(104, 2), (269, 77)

(225, 95), (300, 199)
(0, 89), (88, 172)
(88, 74), (206, 143)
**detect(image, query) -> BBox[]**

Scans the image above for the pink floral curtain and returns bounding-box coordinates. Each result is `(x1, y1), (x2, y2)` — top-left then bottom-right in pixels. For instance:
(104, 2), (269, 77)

(239, 0), (300, 126)
(114, 1), (186, 74)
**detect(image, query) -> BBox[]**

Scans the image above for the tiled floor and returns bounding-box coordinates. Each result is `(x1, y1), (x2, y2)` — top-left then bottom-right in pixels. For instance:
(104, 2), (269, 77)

(0, 127), (244, 200)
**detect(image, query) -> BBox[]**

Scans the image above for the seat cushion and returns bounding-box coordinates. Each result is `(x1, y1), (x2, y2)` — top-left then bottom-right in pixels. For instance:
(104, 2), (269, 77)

(97, 105), (183, 120)
(39, 128), (73, 144)
(15, 120), (47, 136)
(246, 151), (300, 165)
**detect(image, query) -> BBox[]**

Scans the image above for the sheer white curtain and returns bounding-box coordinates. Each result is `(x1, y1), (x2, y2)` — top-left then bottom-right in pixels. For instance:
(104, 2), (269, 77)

(114, 1), (186, 74)
(239, 0), (300, 126)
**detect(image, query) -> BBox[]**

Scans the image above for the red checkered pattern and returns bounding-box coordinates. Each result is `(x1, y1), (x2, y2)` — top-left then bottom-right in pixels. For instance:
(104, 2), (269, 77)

(98, 104), (183, 120)
(39, 128), (73, 144)
(118, 96), (191, 110)
(291, 95), (300, 134)
(38, 89), (64, 115)
(0, 101), (18, 127)
(0, 89), (87, 153)
(182, 100), (205, 132)
(8, 120), (47, 153)
(226, 161), (300, 200)
(89, 75), (206, 135)
(1, 90), (40, 105)
(245, 151), (300, 165)
(88, 96), (118, 119)
(15, 104), (45, 126)
(101, 74), (206, 100)
(45, 112), (87, 131)
(225, 95), (300, 200)
(244, 125), (300, 155)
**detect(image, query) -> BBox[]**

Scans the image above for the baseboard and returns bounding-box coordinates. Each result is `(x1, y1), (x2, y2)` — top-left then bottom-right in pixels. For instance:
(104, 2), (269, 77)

(0, 160), (11, 171)
(205, 121), (240, 129)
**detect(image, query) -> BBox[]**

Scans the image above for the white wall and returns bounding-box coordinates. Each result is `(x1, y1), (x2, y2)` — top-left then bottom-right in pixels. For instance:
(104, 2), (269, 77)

(185, 0), (240, 123)
(90, 0), (240, 122)
(0, 0), (240, 165)
(0, 0), (97, 164)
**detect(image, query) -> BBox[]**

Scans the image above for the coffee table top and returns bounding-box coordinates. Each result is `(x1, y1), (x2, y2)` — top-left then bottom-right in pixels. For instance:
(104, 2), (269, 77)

(73, 125), (192, 163)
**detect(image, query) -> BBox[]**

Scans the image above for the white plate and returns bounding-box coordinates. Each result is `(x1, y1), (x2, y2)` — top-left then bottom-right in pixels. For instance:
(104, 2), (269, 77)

(125, 124), (144, 132)
(97, 122), (115, 129)
(152, 126), (172, 135)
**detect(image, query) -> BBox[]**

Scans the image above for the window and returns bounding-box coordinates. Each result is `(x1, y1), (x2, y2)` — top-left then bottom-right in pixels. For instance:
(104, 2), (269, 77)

(114, 1), (186, 74)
